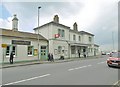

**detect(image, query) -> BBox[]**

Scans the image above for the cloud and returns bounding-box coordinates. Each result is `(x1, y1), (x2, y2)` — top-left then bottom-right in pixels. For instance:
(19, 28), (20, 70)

(1, 0), (119, 51)
(0, 17), (12, 29)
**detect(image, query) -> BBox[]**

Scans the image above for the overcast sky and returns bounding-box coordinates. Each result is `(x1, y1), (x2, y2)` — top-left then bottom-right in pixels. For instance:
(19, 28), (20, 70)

(0, 0), (119, 51)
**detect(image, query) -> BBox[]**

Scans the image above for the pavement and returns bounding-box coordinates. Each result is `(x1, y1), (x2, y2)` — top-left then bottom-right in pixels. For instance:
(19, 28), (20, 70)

(1, 55), (103, 69)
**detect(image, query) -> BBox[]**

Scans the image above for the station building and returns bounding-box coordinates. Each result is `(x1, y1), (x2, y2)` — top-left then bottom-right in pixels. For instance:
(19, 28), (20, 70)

(0, 15), (48, 63)
(0, 14), (99, 63)
(34, 15), (99, 59)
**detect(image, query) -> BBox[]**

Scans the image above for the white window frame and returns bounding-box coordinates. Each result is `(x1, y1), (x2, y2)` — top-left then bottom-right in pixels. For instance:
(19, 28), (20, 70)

(6, 45), (17, 57)
(73, 35), (76, 41)
(6, 45), (10, 57)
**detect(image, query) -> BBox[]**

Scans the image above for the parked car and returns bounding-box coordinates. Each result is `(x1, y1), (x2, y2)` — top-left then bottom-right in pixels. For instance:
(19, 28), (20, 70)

(101, 52), (106, 55)
(107, 52), (120, 67)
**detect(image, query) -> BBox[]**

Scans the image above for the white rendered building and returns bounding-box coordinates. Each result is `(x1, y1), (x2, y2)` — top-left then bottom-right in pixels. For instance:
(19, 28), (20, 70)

(0, 15), (48, 63)
(34, 15), (99, 59)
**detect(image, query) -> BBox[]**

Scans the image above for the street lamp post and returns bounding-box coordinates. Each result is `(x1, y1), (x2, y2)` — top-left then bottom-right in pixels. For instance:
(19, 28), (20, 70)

(38, 6), (41, 60)
(112, 31), (114, 52)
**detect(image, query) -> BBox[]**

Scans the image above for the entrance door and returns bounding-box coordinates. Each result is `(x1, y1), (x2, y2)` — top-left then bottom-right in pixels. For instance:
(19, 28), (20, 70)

(40, 46), (47, 60)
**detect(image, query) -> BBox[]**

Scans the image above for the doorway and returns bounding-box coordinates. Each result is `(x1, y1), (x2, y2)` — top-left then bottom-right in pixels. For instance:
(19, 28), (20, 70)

(40, 46), (47, 60)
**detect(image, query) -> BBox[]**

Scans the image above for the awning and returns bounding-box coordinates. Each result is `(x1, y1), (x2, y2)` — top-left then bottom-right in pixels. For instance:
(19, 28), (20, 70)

(68, 42), (90, 47)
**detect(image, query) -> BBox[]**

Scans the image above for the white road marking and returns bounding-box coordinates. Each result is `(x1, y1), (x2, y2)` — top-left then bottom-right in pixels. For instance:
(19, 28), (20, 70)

(87, 65), (92, 67)
(3, 74), (51, 85)
(68, 65), (92, 71)
(68, 68), (75, 71)
(113, 80), (120, 85)
(97, 61), (106, 64)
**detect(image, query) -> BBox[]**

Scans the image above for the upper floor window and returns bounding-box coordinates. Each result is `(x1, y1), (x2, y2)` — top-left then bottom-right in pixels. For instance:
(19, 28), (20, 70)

(58, 29), (65, 38)
(73, 35), (76, 41)
(89, 37), (92, 42)
(61, 30), (65, 37)
(79, 36), (81, 41)
(58, 29), (61, 37)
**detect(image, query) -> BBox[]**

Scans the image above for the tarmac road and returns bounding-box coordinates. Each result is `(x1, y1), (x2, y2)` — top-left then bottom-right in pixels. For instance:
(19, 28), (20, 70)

(1, 56), (119, 85)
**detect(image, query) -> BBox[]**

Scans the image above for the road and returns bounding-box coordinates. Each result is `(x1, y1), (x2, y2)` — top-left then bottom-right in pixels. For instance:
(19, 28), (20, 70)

(1, 56), (119, 85)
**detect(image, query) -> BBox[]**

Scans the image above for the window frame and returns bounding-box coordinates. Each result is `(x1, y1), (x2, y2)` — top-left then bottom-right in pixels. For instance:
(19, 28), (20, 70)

(6, 45), (17, 57)
(79, 36), (81, 41)
(71, 46), (75, 54)
(27, 46), (34, 56)
(89, 37), (92, 42)
(58, 29), (61, 37)
(58, 46), (62, 54)
(73, 35), (76, 41)
(6, 45), (10, 57)
(61, 30), (65, 37)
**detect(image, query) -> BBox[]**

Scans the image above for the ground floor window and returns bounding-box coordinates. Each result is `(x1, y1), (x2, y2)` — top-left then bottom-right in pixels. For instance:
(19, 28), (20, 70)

(12, 46), (16, 56)
(28, 46), (33, 56)
(71, 46), (75, 54)
(58, 46), (62, 54)
(6, 45), (10, 56)
(6, 45), (17, 57)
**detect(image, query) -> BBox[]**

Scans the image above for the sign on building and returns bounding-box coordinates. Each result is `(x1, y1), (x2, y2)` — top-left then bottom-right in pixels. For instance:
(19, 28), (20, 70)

(55, 34), (60, 38)
(12, 40), (31, 45)
(34, 49), (38, 56)
(1, 44), (7, 48)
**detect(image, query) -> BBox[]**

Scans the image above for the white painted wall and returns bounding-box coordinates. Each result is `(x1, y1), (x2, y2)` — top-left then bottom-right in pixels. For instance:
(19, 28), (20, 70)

(34, 22), (99, 58)
(2, 36), (48, 63)
(35, 24), (52, 40)
(82, 34), (94, 44)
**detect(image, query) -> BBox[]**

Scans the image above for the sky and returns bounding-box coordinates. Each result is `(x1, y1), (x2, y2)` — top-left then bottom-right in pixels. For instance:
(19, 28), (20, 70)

(0, 0), (119, 51)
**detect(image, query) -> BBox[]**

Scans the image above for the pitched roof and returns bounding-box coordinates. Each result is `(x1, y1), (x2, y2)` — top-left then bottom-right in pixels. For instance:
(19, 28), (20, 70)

(33, 21), (94, 36)
(34, 21), (70, 30)
(79, 31), (94, 36)
(0, 28), (48, 41)
(94, 44), (99, 47)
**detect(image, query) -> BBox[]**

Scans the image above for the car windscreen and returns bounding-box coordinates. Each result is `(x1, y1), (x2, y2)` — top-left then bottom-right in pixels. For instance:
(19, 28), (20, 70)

(112, 53), (120, 58)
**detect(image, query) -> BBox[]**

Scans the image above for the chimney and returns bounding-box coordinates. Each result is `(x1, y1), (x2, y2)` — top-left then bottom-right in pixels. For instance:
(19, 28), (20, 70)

(12, 14), (18, 31)
(73, 22), (78, 31)
(53, 15), (59, 23)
